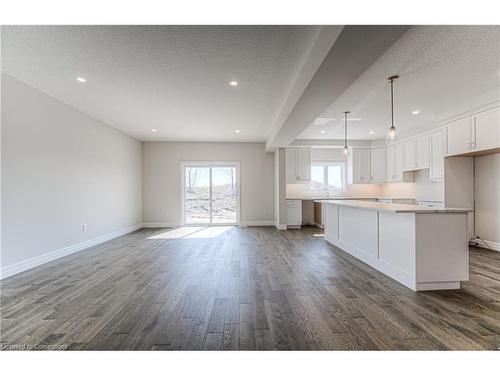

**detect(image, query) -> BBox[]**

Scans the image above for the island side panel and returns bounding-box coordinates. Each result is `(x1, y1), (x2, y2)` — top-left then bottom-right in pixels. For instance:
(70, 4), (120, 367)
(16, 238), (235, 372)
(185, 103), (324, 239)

(415, 212), (469, 291)
(378, 212), (417, 290)
(324, 203), (339, 243)
(337, 206), (378, 263)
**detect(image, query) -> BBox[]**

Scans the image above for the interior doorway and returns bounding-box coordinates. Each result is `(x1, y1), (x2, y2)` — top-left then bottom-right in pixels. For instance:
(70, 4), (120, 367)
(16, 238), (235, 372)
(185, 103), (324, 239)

(181, 162), (240, 225)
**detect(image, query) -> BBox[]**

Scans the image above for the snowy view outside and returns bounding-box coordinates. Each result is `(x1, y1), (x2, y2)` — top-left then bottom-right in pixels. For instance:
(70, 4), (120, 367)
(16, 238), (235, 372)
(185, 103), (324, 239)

(185, 166), (237, 224)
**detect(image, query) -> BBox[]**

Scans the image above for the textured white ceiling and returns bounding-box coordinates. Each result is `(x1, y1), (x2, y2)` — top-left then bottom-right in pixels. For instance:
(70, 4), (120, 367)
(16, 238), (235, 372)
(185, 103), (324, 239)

(1, 25), (323, 141)
(298, 26), (500, 141)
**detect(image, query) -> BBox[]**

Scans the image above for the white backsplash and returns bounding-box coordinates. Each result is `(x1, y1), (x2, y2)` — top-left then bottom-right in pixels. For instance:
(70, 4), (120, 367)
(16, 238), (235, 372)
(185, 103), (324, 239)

(286, 182), (383, 198)
(381, 169), (444, 202)
(287, 169), (443, 202)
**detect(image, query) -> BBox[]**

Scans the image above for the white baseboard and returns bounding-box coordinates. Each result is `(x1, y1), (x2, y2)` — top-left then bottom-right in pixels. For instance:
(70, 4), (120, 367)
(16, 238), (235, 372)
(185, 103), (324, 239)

(275, 224), (287, 230)
(239, 221), (275, 227)
(0, 223), (143, 280)
(477, 240), (500, 252)
(142, 222), (179, 228)
(143, 221), (275, 228)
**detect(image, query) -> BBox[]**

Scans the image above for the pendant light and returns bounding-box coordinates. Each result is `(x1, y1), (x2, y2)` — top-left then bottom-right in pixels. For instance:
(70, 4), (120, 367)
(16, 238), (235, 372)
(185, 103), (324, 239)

(387, 75), (399, 140)
(343, 111), (350, 156)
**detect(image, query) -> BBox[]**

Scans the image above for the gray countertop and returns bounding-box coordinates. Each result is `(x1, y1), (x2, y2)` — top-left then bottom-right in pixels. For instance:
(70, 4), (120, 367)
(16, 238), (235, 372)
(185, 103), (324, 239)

(318, 199), (471, 213)
(287, 196), (414, 201)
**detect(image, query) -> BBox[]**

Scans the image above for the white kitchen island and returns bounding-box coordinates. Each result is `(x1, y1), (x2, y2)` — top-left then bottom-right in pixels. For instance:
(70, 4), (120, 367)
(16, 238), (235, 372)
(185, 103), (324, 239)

(320, 200), (472, 291)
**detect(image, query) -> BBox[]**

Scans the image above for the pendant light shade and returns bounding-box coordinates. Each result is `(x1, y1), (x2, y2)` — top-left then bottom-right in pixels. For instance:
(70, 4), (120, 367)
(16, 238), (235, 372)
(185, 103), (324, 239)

(387, 75), (399, 140)
(343, 111), (350, 156)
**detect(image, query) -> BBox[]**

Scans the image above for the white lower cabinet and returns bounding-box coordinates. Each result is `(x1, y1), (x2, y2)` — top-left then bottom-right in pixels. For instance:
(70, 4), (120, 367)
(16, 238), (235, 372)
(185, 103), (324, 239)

(286, 200), (302, 228)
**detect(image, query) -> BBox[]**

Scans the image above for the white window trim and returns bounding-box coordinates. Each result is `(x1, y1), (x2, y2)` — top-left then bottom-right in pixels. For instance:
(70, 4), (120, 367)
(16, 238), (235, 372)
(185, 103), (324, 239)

(310, 161), (347, 191)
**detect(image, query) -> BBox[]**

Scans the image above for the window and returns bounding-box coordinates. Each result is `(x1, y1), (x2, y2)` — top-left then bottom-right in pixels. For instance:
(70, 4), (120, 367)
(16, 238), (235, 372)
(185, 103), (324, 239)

(310, 162), (346, 191)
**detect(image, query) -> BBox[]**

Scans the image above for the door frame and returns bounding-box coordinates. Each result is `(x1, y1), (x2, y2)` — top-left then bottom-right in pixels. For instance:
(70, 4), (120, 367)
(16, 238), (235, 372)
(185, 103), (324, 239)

(180, 161), (241, 226)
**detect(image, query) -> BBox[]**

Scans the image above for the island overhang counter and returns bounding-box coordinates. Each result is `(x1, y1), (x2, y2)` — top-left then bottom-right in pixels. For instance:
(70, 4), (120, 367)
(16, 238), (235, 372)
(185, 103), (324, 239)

(318, 200), (472, 291)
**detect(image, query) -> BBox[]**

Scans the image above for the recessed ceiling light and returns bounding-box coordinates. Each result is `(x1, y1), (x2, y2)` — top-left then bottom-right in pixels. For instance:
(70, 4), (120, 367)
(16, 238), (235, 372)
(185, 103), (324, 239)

(320, 130), (326, 134)
(76, 77), (86, 83)
(412, 110), (420, 115)
(151, 129), (157, 133)
(229, 80), (238, 87)
(235, 129), (241, 133)
(369, 131), (374, 135)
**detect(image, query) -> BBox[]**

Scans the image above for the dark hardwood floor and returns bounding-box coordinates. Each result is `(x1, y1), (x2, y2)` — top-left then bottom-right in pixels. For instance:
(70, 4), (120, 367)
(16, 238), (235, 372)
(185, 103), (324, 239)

(1, 226), (499, 350)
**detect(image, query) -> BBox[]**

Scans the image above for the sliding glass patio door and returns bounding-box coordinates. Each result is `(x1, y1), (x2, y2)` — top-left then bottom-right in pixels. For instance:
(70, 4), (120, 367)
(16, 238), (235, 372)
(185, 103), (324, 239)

(183, 163), (239, 225)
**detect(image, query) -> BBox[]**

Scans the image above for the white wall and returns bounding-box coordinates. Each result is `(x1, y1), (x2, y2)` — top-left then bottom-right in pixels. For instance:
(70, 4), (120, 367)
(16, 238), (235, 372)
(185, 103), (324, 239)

(474, 154), (500, 246)
(142, 142), (274, 226)
(1, 74), (143, 272)
(382, 169), (444, 201)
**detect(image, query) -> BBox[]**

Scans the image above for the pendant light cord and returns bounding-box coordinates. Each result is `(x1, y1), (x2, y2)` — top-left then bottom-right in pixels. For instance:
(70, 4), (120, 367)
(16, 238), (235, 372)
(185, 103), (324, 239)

(344, 112), (347, 147)
(390, 77), (394, 128)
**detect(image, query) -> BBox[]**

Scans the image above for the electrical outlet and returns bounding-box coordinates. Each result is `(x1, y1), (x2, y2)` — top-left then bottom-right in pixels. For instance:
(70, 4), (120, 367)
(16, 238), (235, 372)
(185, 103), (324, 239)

(82, 224), (87, 231)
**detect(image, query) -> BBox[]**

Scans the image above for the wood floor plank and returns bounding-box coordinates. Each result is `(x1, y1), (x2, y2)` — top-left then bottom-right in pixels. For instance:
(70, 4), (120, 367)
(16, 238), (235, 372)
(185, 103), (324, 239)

(1, 227), (499, 350)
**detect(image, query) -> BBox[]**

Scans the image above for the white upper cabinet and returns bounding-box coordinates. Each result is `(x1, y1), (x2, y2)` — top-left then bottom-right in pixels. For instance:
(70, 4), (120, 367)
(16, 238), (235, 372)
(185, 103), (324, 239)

(349, 148), (386, 184)
(370, 147), (386, 183)
(402, 135), (430, 171)
(348, 148), (371, 184)
(445, 105), (500, 156)
(430, 130), (444, 180)
(403, 138), (417, 171)
(445, 116), (472, 156)
(296, 148), (311, 182)
(286, 148), (311, 183)
(385, 142), (414, 183)
(385, 144), (395, 182)
(473, 106), (500, 152)
(395, 142), (407, 180)
(417, 134), (430, 169)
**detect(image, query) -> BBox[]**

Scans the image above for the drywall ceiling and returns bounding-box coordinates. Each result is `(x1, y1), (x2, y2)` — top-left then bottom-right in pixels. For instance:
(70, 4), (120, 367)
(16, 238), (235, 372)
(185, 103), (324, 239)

(266, 25), (410, 150)
(298, 25), (500, 141)
(1, 25), (333, 142)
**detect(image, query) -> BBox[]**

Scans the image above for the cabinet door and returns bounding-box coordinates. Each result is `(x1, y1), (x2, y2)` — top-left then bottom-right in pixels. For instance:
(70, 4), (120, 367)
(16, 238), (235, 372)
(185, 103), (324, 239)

(350, 149), (363, 183)
(370, 147), (386, 183)
(446, 116), (471, 155)
(286, 149), (297, 182)
(403, 139), (417, 170)
(286, 206), (302, 226)
(417, 134), (430, 169)
(385, 144), (395, 181)
(296, 148), (311, 182)
(361, 149), (371, 182)
(430, 131), (444, 180)
(395, 142), (405, 180)
(473, 106), (500, 152)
